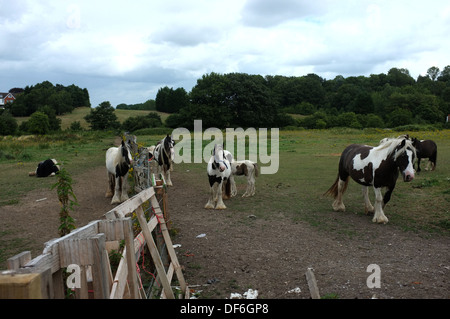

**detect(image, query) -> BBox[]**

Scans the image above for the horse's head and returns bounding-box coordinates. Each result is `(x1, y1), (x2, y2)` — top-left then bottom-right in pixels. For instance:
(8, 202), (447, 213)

(213, 144), (227, 172)
(121, 140), (133, 166)
(393, 139), (416, 182)
(164, 134), (175, 162)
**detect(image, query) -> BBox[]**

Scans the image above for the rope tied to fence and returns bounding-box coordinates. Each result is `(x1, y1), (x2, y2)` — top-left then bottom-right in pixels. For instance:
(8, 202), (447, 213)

(136, 231), (160, 289)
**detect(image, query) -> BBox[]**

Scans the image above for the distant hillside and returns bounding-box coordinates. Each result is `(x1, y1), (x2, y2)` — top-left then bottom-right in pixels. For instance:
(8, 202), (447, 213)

(15, 107), (170, 130)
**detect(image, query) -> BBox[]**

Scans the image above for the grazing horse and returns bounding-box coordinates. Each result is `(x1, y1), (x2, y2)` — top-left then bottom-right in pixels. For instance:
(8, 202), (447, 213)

(147, 134), (175, 186)
(230, 160), (259, 197)
(411, 138), (437, 172)
(325, 138), (416, 224)
(105, 140), (133, 204)
(205, 144), (233, 209)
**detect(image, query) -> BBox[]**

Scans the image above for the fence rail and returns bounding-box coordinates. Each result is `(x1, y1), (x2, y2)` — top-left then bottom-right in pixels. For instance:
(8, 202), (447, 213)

(0, 183), (187, 299)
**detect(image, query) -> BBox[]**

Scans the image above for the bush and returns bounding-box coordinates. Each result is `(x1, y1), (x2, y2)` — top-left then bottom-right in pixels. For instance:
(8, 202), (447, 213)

(121, 112), (163, 132)
(28, 111), (50, 134)
(0, 111), (18, 135)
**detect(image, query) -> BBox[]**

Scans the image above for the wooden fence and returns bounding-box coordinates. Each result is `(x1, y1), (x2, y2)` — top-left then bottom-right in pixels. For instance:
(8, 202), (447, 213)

(0, 181), (187, 299)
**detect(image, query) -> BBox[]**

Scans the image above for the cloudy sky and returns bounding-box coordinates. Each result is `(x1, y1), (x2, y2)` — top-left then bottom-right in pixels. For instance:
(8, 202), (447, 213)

(1, 0), (449, 108)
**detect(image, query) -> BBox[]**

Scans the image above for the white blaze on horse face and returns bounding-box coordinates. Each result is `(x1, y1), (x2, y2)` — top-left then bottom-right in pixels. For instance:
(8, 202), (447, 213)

(402, 149), (415, 182)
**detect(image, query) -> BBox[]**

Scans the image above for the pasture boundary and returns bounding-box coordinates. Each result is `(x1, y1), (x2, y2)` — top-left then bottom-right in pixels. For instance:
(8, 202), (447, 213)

(0, 185), (188, 299)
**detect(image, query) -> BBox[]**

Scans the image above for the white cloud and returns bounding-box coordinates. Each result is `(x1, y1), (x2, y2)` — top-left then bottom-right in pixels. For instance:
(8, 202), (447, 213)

(1, 0), (449, 107)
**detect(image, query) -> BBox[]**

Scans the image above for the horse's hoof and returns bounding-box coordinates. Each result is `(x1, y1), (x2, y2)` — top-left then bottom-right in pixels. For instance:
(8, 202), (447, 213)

(204, 203), (215, 209)
(111, 196), (121, 205)
(215, 205), (227, 210)
(332, 204), (345, 212)
(372, 217), (389, 224)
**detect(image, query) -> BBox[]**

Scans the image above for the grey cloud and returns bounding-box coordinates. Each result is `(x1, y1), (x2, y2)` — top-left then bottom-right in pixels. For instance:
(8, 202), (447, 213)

(241, 0), (329, 27)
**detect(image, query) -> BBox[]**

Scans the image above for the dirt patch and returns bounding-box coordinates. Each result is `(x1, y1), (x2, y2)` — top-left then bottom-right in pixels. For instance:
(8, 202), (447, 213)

(1, 163), (449, 299)
(168, 170), (449, 299)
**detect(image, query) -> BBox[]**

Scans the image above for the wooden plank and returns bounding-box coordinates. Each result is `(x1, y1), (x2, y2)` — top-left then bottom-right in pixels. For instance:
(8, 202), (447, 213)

(104, 187), (155, 220)
(123, 218), (140, 299)
(305, 268), (321, 299)
(135, 205), (174, 299)
(0, 273), (42, 299)
(22, 221), (100, 274)
(150, 195), (187, 296)
(7, 251), (31, 270)
(90, 234), (110, 299)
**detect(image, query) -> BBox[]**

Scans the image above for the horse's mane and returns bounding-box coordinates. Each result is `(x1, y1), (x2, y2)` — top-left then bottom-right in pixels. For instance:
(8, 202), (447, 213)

(377, 138), (416, 160)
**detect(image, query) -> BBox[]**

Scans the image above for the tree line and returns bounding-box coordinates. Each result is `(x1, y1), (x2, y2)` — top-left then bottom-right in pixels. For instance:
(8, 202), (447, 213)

(1, 65), (449, 135)
(161, 66), (450, 129)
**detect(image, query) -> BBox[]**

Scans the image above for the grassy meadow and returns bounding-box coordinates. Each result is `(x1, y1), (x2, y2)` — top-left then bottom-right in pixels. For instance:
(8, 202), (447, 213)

(1, 128), (449, 235)
(14, 107), (171, 130)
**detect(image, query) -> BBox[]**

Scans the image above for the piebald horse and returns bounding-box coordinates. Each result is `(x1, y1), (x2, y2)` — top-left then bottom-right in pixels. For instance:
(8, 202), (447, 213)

(147, 134), (175, 186)
(325, 137), (416, 224)
(411, 138), (437, 172)
(105, 140), (133, 204)
(230, 160), (259, 197)
(205, 144), (233, 209)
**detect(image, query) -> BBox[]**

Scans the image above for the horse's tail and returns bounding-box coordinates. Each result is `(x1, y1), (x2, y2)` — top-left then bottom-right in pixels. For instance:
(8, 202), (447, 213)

(253, 163), (259, 177)
(324, 174), (348, 198)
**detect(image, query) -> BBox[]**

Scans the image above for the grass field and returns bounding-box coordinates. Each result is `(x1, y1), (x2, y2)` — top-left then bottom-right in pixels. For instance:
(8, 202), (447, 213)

(14, 107), (171, 130)
(1, 128), (449, 236)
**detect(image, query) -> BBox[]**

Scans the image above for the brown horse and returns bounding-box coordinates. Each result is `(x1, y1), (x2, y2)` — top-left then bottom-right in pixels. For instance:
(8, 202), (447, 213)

(325, 137), (416, 224)
(411, 138), (437, 172)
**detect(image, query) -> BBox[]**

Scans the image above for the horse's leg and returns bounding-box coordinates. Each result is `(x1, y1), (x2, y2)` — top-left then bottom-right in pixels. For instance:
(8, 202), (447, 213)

(242, 174), (252, 197)
(106, 172), (114, 198)
(111, 175), (122, 204)
(120, 174), (130, 202)
(362, 186), (374, 214)
(205, 185), (216, 209)
(332, 178), (347, 212)
(205, 177), (217, 209)
(215, 181), (227, 209)
(416, 158), (422, 172)
(249, 170), (256, 196)
(165, 166), (173, 186)
(430, 151), (437, 171)
(230, 175), (237, 197)
(372, 187), (388, 224)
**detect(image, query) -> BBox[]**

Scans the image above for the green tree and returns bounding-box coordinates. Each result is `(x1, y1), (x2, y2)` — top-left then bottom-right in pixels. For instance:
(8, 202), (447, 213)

(84, 101), (120, 130)
(28, 111), (50, 134)
(0, 111), (18, 135)
(156, 87), (188, 113)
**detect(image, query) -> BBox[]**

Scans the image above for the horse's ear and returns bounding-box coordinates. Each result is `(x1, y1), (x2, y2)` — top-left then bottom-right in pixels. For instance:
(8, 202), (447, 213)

(121, 140), (125, 146)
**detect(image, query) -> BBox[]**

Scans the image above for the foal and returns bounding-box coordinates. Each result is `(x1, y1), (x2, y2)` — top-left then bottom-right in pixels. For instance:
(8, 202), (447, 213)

(230, 160), (259, 197)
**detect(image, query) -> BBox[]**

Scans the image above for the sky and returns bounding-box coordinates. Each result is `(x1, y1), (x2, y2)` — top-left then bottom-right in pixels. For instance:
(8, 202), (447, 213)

(1, 0), (449, 108)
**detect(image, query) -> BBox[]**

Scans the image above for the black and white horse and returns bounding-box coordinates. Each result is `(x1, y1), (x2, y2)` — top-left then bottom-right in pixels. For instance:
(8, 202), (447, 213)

(230, 160), (259, 197)
(29, 159), (60, 177)
(105, 140), (133, 205)
(205, 144), (233, 209)
(147, 134), (175, 186)
(411, 138), (437, 172)
(325, 137), (416, 224)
